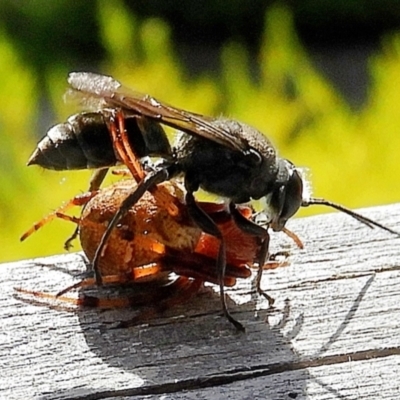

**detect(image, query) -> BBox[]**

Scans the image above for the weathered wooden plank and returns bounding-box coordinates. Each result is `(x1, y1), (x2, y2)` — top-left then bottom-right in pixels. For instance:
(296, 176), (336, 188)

(1, 203), (400, 400)
(115, 355), (400, 399)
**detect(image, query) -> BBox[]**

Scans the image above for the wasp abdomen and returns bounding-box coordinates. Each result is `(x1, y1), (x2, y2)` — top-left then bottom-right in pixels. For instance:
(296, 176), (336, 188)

(29, 112), (173, 171)
(28, 113), (117, 170)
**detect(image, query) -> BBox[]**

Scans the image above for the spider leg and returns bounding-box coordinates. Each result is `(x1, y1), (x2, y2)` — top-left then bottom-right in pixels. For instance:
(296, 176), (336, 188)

(115, 277), (203, 328)
(106, 109), (144, 182)
(20, 191), (97, 242)
(282, 227), (304, 249)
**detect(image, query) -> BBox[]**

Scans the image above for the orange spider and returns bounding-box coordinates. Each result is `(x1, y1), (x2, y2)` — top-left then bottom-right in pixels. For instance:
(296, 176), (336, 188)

(18, 178), (262, 326)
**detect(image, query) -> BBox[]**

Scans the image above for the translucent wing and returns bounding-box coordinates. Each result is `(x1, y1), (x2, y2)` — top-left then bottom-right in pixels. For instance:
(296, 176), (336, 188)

(67, 72), (248, 152)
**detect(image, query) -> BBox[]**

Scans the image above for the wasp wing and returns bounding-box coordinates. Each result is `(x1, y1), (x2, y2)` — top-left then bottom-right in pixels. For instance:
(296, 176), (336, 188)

(68, 72), (248, 152)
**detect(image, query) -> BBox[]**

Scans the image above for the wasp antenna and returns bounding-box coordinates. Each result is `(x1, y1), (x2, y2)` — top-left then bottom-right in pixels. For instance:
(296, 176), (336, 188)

(302, 197), (400, 237)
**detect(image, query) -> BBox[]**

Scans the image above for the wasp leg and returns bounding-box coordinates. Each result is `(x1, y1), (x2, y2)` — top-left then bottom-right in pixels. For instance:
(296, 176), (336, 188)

(184, 190), (245, 332)
(61, 168), (109, 250)
(90, 110), (177, 286)
(252, 251), (293, 307)
(111, 112), (179, 216)
(165, 248), (252, 287)
(91, 167), (170, 285)
(88, 168), (109, 191)
(254, 258), (276, 305)
(88, 112), (176, 285)
(228, 203), (275, 306)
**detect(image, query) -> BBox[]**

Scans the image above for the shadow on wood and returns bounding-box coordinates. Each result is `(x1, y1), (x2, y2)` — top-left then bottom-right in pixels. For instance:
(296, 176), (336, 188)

(1, 204), (400, 399)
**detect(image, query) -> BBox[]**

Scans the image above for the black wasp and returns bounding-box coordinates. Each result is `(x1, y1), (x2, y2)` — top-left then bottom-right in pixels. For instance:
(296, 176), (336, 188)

(28, 72), (400, 330)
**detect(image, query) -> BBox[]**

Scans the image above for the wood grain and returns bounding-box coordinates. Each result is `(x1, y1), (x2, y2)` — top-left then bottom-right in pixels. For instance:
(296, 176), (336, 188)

(1, 203), (400, 400)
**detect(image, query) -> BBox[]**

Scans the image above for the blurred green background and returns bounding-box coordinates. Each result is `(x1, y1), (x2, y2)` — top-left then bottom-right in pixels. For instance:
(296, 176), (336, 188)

(1, 0), (400, 262)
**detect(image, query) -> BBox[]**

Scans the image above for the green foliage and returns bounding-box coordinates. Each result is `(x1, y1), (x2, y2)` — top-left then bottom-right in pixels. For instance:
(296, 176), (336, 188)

(1, 3), (400, 263)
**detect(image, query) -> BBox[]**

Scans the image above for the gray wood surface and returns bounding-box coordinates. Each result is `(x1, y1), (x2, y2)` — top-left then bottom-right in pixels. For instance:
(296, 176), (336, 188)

(1, 203), (400, 400)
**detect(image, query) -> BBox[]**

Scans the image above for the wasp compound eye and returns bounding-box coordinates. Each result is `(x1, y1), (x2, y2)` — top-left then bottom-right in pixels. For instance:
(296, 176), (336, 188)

(269, 163), (303, 232)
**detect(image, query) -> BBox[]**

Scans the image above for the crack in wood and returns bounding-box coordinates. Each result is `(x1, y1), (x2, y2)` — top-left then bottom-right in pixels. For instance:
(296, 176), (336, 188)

(62, 347), (400, 400)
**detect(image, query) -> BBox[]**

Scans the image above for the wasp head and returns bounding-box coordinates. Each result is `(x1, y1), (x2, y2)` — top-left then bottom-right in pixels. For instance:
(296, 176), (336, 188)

(264, 159), (303, 232)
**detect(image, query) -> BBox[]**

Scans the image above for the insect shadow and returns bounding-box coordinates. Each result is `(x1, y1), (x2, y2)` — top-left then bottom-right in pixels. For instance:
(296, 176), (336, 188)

(73, 263), (374, 399)
(14, 247), (375, 399)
